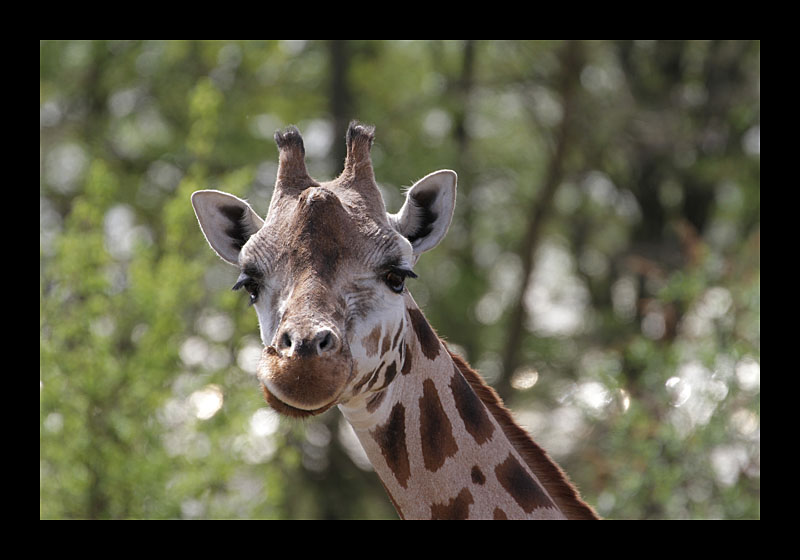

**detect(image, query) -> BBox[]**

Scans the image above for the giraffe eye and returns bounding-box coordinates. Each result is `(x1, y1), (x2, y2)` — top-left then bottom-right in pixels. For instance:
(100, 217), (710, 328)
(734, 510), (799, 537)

(385, 271), (405, 293)
(383, 267), (417, 294)
(232, 272), (260, 306)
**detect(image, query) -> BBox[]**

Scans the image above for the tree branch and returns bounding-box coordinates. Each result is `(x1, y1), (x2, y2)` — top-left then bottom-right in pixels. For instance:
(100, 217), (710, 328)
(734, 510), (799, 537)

(497, 41), (583, 400)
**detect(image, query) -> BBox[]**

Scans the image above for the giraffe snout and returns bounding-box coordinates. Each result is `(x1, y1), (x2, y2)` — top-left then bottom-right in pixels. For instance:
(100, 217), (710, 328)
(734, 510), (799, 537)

(276, 326), (342, 358)
(258, 323), (352, 418)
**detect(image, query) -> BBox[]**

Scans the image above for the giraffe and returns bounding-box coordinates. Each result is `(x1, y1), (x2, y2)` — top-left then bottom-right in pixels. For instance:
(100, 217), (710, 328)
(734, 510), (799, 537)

(191, 122), (599, 520)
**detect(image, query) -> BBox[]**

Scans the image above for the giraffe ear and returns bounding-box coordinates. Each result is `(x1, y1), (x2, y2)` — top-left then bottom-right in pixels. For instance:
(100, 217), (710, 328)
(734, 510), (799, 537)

(390, 170), (457, 257)
(192, 190), (265, 266)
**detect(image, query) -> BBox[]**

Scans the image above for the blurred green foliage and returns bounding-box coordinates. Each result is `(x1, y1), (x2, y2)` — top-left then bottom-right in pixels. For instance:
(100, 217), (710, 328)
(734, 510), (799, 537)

(40, 40), (759, 519)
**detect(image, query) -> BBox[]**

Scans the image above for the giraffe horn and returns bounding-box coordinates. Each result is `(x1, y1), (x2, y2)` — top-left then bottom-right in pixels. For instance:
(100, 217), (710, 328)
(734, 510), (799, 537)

(341, 120), (376, 183)
(274, 125), (313, 187)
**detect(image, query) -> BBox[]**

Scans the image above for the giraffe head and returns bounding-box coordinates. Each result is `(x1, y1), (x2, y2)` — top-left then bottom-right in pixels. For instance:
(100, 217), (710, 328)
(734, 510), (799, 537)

(192, 122), (456, 418)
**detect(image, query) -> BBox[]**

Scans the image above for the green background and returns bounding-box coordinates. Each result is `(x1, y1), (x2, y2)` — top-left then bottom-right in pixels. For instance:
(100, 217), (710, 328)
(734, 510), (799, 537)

(40, 40), (760, 519)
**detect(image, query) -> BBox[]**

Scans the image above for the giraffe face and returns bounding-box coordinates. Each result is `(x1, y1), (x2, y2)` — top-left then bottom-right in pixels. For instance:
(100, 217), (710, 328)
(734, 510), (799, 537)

(240, 186), (417, 417)
(192, 123), (456, 418)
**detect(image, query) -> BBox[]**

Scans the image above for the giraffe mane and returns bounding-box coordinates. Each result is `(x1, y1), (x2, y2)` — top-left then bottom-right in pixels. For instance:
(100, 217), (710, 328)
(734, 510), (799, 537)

(447, 348), (600, 520)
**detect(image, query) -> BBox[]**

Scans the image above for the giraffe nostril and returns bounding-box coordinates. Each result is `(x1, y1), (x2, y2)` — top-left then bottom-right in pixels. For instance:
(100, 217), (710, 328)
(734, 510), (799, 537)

(277, 328), (340, 357)
(314, 329), (341, 356)
(317, 333), (333, 352)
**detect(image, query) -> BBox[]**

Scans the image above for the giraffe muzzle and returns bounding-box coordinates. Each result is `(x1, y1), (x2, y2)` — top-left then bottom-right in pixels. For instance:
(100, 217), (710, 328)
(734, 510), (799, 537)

(257, 331), (353, 418)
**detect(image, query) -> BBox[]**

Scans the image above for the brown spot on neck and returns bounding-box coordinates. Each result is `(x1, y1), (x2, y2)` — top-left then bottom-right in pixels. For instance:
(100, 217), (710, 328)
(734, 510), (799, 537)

(401, 341), (413, 375)
(365, 361), (386, 392)
(418, 379), (458, 472)
(495, 452), (555, 514)
(366, 389), (387, 413)
(493, 507), (508, 520)
(406, 306), (440, 360)
(370, 402), (411, 488)
(379, 360), (398, 391)
(380, 328), (392, 356)
(450, 364), (495, 445)
(471, 465), (486, 485)
(391, 320), (404, 350)
(430, 487), (474, 520)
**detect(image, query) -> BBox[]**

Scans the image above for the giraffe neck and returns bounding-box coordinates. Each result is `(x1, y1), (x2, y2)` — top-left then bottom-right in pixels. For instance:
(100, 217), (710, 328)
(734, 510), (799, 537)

(339, 296), (598, 520)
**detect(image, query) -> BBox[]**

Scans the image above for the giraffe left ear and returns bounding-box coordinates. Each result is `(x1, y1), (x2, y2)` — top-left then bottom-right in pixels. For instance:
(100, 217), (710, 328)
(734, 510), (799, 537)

(390, 170), (457, 257)
(192, 190), (265, 266)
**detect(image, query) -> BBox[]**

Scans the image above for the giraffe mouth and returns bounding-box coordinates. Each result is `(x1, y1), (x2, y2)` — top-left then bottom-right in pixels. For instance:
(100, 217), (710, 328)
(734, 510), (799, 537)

(260, 382), (338, 418)
(257, 345), (355, 418)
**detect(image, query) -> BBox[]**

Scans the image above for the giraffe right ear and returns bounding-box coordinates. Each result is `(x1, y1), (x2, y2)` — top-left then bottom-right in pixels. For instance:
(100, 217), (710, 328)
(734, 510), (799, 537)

(390, 170), (457, 258)
(191, 190), (265, 266)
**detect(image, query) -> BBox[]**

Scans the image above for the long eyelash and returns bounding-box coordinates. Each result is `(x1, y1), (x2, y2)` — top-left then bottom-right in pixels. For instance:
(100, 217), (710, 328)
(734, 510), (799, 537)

(232, 272), (260, 306)
(389, 266), (418, 279)
(232, 272), (251, 292)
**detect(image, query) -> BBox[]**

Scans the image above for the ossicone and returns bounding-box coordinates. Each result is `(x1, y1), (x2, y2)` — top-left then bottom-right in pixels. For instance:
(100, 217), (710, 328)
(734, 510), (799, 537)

(274, 125), (314, 187)
(346, 120), (375, 151)
(342, 120), (376, 182)
(274, 125), (305, 155)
